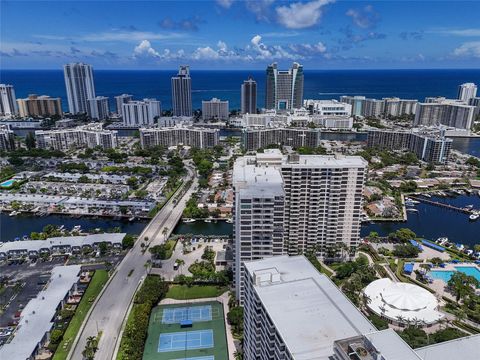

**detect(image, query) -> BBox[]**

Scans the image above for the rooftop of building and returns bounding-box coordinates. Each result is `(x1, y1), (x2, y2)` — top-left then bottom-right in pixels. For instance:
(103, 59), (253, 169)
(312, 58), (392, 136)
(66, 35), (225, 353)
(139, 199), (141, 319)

(415, 334), (480, 360)
(0, 233), (126, 254)
(0, 265), (81, 360)
(244, 255), (377, 360)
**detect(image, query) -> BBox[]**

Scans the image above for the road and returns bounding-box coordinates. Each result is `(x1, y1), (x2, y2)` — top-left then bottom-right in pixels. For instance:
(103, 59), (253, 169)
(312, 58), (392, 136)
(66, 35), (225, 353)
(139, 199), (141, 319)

(69, 162), (198, 360)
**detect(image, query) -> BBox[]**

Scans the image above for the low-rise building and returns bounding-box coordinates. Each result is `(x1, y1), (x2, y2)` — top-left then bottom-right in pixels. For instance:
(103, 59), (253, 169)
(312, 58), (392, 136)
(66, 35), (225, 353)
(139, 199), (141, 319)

(139, 126), (219, 149)
(35, 123), (118, 150)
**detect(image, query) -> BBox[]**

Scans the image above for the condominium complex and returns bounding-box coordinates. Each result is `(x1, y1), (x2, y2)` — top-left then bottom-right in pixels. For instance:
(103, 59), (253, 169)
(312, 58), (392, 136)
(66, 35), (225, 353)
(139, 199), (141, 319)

(367, 128), (452, 164)
(414, 99), (475, 129)
(63, 63), (96, 114)
(87, 96), (110, 120)
(0, 124), (15, 151)
(122, 99), (161, 126)
(233, 150), (366, 300)
(202, 98), (229, 120)
(241, 76), (257, 114)
(265, 62), (304, 111)
(139, 126), (219, 149)
(35, 123), (118, 150)
(242, 127), (322, 151)
(458, 82), (477, 103)
(304, 99), (352, 116)
(340, 95), (417, 118)
(242, 255), (480, 360)
(17, 94), (63, 118)
(0, 84), (18, 117)
(115, 94), (133, 116)
(171, 65), (192, 117)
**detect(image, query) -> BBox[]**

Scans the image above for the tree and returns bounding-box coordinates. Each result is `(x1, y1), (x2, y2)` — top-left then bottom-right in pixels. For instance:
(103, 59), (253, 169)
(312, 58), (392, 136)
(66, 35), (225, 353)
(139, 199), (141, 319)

(82, 336), (99, 360)
(447, 271), (479, 303)
(162, 226), (169, 241)
(149, 244), (168, 260)
(98, 242), (108, 256)
(392, 244), (420, 258)
(25, 132), (36, 149)
(227, 306), (244, 335)
(122, 234), (135, 248)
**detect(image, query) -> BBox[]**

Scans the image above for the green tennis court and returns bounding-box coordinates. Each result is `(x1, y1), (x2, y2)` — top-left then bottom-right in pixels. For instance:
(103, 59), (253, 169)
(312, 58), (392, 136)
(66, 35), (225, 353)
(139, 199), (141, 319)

(142, 301), (228, 360)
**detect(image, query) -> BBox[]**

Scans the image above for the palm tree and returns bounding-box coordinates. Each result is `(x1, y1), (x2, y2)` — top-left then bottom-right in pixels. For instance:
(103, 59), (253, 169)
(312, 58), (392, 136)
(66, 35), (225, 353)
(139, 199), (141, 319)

(82, 336), (98, 360)
(176, 259), (185, 275)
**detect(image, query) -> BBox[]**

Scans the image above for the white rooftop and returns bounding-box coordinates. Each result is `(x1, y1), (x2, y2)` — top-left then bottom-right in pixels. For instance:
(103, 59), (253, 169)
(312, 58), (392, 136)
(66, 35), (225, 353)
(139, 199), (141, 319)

(364, 278), (444, 325)
(364, 329), (422, 360)
(244, 256), (376, 360)
(0, 233), (126, 253)
(415, 334), (480, 360)
(0, 265), (81, 360)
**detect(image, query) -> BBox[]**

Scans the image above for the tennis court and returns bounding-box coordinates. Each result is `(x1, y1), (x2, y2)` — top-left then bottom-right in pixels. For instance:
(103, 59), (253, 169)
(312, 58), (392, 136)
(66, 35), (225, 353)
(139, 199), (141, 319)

(143, 301), (228, 360)
(158, 330), (214, 352)
(161, 305), (212, 324)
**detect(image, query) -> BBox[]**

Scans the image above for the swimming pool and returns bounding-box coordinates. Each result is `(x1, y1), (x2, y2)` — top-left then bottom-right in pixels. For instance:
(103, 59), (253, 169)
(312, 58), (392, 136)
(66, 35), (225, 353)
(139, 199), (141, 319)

(0, 179), (15, 188)
(429, 266), (480, 283)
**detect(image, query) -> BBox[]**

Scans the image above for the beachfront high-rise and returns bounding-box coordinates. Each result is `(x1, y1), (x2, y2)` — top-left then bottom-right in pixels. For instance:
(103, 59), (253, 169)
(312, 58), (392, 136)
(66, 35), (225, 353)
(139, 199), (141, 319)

(0, 84), (18, 117)
(265, 62), (304, 111)
(458, 83), (477, 103)
(115, 94), (133, 117)
(87, 96), (110, 120)
(241, 76), (257, 114)
(202, 98), (229, 121)
(122, 99), (161, 126)
(171, 65), (192, 117)
(63, 63), (96, 115)
(17, 95), (62, 118)
(233, 150), (367, 301)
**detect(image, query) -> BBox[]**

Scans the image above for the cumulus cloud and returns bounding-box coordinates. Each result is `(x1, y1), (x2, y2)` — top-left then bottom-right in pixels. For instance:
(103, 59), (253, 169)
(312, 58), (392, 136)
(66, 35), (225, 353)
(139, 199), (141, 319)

(276, 0), (335, 29)
(246, 0), (275, 22)
(133, 40), (161, 58)
(346, 5), (380, 29)
(453, 41), (480, 58)
(250, 35), (273, 58)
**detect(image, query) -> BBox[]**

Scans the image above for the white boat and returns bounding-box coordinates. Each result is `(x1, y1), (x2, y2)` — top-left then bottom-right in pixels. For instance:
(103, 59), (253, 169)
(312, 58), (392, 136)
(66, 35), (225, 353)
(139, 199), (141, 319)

(422, 193), (432, 198)
(466, 204), (474, 210)
(72, 225), (81, 231)
(129, 216), (135, 222)
(183, 218), (196, 223)
(478, 190), (480, 197)
(406, 208), (419, 212)
(469, 213), (479, 221)
(204, 218), (212, 223)
(226, 218), (233, 223)
(9, 211), (18, 217)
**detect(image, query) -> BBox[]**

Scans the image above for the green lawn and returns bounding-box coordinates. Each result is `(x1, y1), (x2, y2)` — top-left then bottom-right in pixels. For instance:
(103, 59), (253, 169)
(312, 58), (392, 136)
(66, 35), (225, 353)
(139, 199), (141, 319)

(164, 239), (177, 259)
(166, 285), (227, 300)
(53, 270), (109, 360)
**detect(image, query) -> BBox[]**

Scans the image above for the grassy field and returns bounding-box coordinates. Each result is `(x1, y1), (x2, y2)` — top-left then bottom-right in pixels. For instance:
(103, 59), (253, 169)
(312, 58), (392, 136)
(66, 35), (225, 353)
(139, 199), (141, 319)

(53, 270), (109, 360)
(166, 285), (227, 300)
(142, 301), (228, 360)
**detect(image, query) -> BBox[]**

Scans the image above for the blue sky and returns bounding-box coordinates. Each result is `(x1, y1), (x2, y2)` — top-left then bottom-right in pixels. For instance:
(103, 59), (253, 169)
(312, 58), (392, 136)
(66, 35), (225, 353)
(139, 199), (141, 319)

(1, 0), (480, 70)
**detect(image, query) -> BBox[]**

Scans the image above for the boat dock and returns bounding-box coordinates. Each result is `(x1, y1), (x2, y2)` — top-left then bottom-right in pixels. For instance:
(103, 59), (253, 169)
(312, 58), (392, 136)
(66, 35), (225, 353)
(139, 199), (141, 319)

(410, 196), (474, 214)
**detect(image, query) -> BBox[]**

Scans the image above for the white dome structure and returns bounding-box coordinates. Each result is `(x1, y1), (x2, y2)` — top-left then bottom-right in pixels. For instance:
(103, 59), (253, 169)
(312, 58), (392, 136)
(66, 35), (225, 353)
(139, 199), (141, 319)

(363, 278), (444, 327)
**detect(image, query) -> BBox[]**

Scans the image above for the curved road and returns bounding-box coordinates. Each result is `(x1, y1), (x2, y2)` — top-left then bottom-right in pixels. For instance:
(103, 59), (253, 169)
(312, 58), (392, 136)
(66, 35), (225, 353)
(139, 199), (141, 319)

(69, 162), (198, 360)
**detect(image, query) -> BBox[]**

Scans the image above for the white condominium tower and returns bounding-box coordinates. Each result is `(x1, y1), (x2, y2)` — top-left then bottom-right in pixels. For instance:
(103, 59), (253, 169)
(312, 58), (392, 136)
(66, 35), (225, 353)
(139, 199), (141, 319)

(202, 98), (229, 120)
(265, 62), (304, 111)
(87, 96), (110, 120)
(171, 65), (192, 117)
(458, 82), (477, 103)
(63, 63), (96, 114)
(241, 76), (257, 114)
(0, 84), (18, 117)
(122, 99), (161, 126)
(115, 94), (133, 116)
(233, 150), (367, 301)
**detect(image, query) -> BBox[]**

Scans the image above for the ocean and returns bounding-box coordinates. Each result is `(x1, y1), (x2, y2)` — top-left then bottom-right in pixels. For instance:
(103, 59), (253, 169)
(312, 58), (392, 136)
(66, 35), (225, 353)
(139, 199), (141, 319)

(1, 69), (480, 112)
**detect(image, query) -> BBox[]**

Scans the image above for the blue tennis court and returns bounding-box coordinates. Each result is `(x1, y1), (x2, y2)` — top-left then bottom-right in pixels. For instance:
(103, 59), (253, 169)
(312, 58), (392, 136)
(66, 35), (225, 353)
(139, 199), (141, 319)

(158, 330), (214, 352)
(161, 305), (212, 324)
(172, 357), (214, 360)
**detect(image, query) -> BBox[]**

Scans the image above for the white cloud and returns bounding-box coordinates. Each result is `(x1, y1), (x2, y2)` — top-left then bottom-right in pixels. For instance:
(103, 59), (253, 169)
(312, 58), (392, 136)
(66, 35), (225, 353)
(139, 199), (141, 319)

(36, 30), (184, 43)
(133, 40), (160, 58)
(346, 5), (380, 29)
(453, 41), (480, 58)
(216, 0), (234, 9)
(246, 0), (275, 22)
(276, 0), (335, 29)
(431, 28), (480, 37)
(250, 35), (272, 58)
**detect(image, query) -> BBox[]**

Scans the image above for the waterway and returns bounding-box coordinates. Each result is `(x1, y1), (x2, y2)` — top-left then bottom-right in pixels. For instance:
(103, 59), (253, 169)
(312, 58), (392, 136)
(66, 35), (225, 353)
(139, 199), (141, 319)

(0, 213), (148, 241)
(2, 194), (480, 248)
